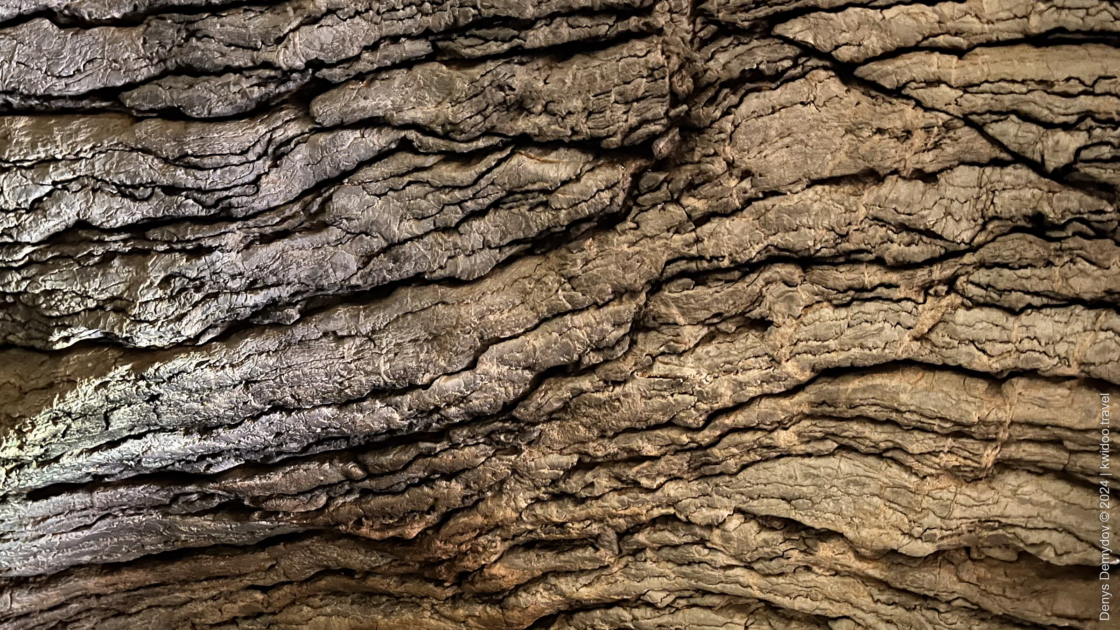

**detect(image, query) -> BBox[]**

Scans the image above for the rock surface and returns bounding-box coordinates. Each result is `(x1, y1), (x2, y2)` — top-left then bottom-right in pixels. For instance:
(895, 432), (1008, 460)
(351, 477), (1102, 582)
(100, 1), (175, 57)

(0, 0), (1115, 628)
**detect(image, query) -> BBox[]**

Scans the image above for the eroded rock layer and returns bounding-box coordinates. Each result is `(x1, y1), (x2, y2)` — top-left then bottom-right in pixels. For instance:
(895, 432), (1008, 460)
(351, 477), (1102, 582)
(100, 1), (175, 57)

(0, 0), (1115, 628)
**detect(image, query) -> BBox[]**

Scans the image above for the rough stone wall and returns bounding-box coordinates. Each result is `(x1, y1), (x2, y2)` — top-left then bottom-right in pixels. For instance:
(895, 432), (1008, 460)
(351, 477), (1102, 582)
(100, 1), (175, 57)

(0, 0), (1116, 628)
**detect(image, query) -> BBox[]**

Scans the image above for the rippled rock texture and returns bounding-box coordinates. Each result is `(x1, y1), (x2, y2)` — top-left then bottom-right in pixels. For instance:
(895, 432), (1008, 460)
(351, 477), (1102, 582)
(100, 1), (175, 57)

(0, 0), (1116, 628)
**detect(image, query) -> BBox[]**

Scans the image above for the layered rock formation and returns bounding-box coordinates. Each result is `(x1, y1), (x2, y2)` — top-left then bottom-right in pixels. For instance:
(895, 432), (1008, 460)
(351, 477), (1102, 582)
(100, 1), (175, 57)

(0, 0), (1115, 628)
